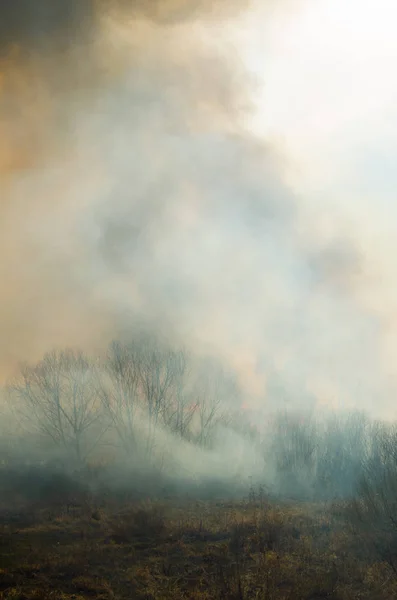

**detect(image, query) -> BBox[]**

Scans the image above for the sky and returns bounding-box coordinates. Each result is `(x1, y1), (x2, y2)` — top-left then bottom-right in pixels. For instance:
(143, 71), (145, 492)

(242, 0), (397, 220)
(1, 0), (397, 420)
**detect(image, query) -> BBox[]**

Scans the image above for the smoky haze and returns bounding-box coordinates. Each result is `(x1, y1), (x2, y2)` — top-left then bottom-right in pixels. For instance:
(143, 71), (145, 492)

(0, 0), (393, 422)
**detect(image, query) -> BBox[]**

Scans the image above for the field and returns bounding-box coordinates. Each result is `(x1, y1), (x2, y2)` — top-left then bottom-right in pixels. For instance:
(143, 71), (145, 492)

(3, 347), (397, 599)
(1, 474), (397, 600)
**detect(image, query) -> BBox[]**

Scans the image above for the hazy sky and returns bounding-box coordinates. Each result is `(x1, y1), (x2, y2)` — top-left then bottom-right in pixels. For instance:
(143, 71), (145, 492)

(242, 0), (397, 235)
(1, 0), (397, 419)
(238, 0), (397, 416)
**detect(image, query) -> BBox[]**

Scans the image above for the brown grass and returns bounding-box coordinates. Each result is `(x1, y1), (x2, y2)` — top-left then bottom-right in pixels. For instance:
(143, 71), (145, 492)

(1, 490), (397, 600)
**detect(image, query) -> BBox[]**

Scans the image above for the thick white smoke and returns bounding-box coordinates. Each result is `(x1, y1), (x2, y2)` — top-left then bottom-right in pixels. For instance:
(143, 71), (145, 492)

(0, 0), (396, 424)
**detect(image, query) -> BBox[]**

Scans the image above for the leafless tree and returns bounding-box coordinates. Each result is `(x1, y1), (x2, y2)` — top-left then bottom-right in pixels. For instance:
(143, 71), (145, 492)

(97, 338), (198, 458)
(161, 349), (198, 441)
(96, 340), (141, 456)
(10, 349), (104, 464)
(267, 411), (318, 498)
(192, 360), (235, 448)
(137, 337), (179, 456)
(345, 422), (397, 575)
(314, 411), (370, 498)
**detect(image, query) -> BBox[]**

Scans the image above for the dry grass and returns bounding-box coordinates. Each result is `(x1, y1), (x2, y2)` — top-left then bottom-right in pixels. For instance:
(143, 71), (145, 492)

(1, 486), (397, 600)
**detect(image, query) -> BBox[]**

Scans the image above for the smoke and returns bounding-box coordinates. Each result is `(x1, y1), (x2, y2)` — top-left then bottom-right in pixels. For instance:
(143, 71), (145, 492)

(0, 0), (254, 63)
(0, 1), (248, 367)
(0, 0), (395, 424)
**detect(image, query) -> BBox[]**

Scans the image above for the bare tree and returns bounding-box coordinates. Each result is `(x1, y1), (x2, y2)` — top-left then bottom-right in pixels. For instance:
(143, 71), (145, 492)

(97, 338), (196, 458)
(192, 360), (234, 448)
(161, 349), (198, 440)
(138, 337), (179, 456)
(346, 422), (397, 575)
(268, 411), (318, 498)
(315, 411), (370, 498)
(96, 340), (141, 456)
(10, 349), (104, 465)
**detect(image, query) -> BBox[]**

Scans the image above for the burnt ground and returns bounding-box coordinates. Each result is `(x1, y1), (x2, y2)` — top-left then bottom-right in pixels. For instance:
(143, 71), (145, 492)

(1, 481), (397, 600)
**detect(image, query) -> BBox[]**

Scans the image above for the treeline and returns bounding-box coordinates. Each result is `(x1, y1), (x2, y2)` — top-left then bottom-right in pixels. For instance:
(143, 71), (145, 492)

(3, 333), (397, 513)
(2, 335), (246, 469)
